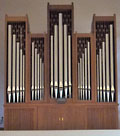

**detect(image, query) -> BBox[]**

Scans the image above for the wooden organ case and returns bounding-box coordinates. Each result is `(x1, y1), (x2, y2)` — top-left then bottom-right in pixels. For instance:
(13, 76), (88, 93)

(4, 4), (118, 130)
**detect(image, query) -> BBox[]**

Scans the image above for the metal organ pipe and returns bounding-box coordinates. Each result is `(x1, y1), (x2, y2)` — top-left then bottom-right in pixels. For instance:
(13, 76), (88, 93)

(64, 24), (68, 99)
(80, 58), (82, 100)
(68, 35), (72, 98)
(37, 53), (40, 100)
(102, 42), (106, 102)
(32, 42), (35, 100)
(85, 47), (87, 100)
(59, 13), (63, 99)
(97, 54), (99, 102)
(110, 24), (115, 102)
(87, 42), (91, 100)
(12, 34), (16, 103)
(8, 25), (12, 103)
(105, 33), (110, 102)
(99, 48), (102, 102)
(35, 48), (37, 100)
(16, 42), (20, 103)
(40, 58), (42, 100)
(41, 61), (44, 99)
(82, 53), (85, 100)
(20, 49), (23, 102)
(23, 54), (25, 102)
(54, 25), (58, 99)
(50, 35), (53, 98)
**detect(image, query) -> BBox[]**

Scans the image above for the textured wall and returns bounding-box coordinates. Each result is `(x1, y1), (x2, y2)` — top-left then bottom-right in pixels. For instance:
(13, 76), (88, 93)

(0, 0), (120, 127)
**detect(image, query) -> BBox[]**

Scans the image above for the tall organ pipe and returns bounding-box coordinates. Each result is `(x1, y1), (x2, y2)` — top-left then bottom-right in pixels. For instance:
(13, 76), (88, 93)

(59, 13), (63, 98)
(64, 24), (68, 99)
(54, 25), (58, 99)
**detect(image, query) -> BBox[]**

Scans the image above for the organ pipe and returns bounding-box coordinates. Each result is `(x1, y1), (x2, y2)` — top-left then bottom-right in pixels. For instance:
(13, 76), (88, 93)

(59, 13), (63, 98)
(54, 25), (58, 99)
(64, 24), (68, 99)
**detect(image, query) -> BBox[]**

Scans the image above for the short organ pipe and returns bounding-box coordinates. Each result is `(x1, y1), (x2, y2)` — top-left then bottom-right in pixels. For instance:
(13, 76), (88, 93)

(50, 36), (53, 98)
(68, 35), (72, 98)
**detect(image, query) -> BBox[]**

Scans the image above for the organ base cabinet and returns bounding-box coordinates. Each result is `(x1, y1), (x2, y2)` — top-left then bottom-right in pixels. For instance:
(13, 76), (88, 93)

(4, 103), (118, 130)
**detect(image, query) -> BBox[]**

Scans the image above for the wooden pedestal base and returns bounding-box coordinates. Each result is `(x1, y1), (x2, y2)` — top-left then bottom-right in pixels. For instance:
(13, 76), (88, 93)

(4, 103), (118, 130)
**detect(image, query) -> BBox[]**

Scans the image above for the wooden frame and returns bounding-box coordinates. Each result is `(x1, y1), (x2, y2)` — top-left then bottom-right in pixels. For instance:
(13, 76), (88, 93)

(27, 33), (48, 103)
(92, 14), (118, 103)
(47, 3), (74, 103)
(73, 33), (95, 103)
(4, 15), (29, 104)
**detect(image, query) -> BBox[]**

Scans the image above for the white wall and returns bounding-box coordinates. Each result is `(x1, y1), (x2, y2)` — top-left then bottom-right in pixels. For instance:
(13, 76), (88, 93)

(0, 130), (120, 136)
(0, 0), (120, 127)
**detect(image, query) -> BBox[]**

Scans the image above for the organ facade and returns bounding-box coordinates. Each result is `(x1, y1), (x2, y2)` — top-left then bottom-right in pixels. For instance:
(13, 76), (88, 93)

(4, 3), (118, 130)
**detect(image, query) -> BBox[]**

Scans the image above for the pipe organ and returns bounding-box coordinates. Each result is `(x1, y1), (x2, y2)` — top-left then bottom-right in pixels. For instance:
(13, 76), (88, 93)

(4, 5), (118, 130)
(95, 19), (116, 102)
(6, 16), (26, 103)
(30, 36), (44, 101)
(77, 37), (91, 100)
(48, 4), (73, 100)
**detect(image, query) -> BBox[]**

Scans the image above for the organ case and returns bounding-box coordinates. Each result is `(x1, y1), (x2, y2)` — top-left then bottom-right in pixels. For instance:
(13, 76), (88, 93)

(5, 15), (28, 104)
(48, 3), (74, 100)
(74, 33), (95, 102)
(4, 5), (118, 130)
(92, 14), (118, 103)
(29, 34), (46, 101)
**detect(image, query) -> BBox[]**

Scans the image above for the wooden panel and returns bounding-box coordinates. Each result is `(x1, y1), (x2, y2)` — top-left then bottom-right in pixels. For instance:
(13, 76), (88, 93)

(4, 104), (118, 130)
(5, 15), (29, 104)
(61, 106), (86, 129)
(103, 107), (118, 129)
(74, 33), (95, 102)
(4, 107), (36, 130)
(87, 107), (104, 129)
(38, 105), (86, 130)
(87, 106), (118, 129)
(38, 105), (61, 130)
(92, 15), (118, 103)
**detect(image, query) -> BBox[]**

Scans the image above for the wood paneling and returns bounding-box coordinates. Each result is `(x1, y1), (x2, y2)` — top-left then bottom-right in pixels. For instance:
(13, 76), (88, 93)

(87, 107), (104, 129)
(37, 105), (86, 130)
(104, 107), (118, 129)
(62, 106), (86, 129)
(4, 104), (118, 130)
(4, 107), (37, 130)
(38, 105), (61, 130)
(87, 106), (118, 129)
